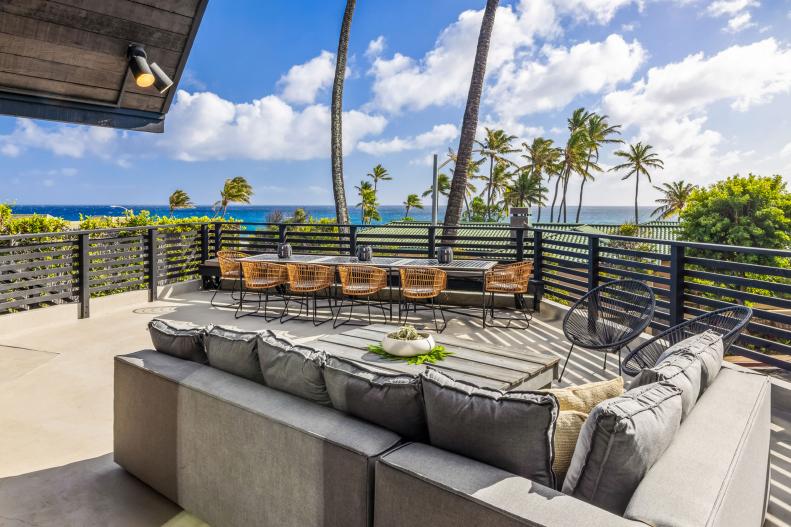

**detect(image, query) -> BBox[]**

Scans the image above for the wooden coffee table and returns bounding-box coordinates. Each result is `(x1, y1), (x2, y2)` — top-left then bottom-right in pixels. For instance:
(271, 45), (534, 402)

(315, 324), (558, 390)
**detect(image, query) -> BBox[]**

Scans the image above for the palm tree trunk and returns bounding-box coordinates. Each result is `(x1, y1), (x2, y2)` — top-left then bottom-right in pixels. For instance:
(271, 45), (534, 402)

(486, 156), (493, 222)
(634, 175), (639, 224)
(575, 178), (586, 223)
(444, 0), (499, 232)
(560, 169), (571, 222)
(549, 175), (561, 222)
(330, 0), (355, 230)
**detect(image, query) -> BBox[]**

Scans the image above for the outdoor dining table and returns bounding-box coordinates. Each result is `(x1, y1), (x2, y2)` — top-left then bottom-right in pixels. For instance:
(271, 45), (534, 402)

(239, 253), (499, 324)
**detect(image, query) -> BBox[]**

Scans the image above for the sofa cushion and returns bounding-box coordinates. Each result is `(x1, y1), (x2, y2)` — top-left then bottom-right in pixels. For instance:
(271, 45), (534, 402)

(421, 368), (558, 488)
(631, 352), (702, 420)
(324, 355), (426, 440)
(655, 330), (724, 393)
(204, 326), (264, 384)
(148, 319), (209, 364)
(545, 376), (624, 414)
(257, 333), (331, 406)
(562, 381), (682, 515)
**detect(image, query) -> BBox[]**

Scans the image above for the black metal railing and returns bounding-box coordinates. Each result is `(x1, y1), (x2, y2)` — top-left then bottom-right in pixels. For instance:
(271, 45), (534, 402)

(0, 220), (788, 370)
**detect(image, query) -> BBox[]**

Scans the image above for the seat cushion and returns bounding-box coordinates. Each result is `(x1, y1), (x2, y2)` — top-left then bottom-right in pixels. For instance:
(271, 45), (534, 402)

(204, 326), (265, 384)
(421, 368), (558, 488)
(656, 330), (724, 393)
(562, 381), (683, 515)
(148, 319), (209, 364)
(256, 333), (331, 406)
(324, 355), (427, 441)
(630, 351), (702, 420)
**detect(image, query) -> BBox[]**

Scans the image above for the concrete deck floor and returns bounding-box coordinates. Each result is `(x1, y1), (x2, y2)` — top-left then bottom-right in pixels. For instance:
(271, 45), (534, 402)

(0, 283), (788, 526)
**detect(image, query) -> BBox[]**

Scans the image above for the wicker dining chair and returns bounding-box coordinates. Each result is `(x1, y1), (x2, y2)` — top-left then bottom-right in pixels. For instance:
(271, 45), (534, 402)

(333, 265), (389, 328)
(282, 263), (335, 325)
(559, 279), (655, 382)
(210, 250), (250, 308)
(236, 260), (289, 321)
(398, 267), (448, 333)
(483, 260), (534, 328)
(621, 305), (753, 376)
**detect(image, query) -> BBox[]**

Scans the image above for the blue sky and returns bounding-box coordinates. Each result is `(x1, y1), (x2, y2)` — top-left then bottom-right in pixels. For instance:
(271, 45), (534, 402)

(1, 0), (790, 206)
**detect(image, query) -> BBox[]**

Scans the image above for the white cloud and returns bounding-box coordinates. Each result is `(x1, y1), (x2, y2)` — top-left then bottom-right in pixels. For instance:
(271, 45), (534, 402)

(158, 90), (387, 161)
(0, 120), (117, 159)
(780, 142), (791, 157)
(366, 36), (386, 59)
(277, 50), (337, 105)
(357, 123), (459, 155)
(553, 0), (638, 24)
(604, 38), (791, 183)
(487, 34), (645, 118)
(705, 0), (759, 32)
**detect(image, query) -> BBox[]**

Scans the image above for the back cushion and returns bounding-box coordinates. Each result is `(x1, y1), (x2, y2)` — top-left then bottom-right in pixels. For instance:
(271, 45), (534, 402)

(257, 333), (331, 406)
(421, 368), (558, 488)
(631, 352), (702, 420)
(563, 382), (682, 515)
(324, 355), (426, 440)
(204, 326), (265, 383)
(655, 330), (724, 393)
(148, 319), (208, 364)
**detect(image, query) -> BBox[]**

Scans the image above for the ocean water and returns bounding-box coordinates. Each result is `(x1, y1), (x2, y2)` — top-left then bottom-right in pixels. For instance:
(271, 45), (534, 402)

(9, 204), (659, 225)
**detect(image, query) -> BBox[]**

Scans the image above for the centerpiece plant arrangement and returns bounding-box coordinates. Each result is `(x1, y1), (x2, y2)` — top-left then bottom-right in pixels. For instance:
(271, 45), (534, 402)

(367, 325), (452, 365)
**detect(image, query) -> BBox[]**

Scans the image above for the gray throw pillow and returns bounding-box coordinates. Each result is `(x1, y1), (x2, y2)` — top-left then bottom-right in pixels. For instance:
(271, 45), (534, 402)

(204, 326), (265, 384)
(631, 352), (702, 420)
(655, 330), (724, 393)
(421, 368), (558, 488)
(562, 382), (682, 515)
(148, 319), (209, 364)
(324, 355), (426, 440)
(257, 333), (331, 406)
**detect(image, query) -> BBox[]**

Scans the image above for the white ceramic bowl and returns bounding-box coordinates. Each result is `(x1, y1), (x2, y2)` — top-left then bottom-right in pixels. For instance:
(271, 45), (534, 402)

(381, 333), (436, 357)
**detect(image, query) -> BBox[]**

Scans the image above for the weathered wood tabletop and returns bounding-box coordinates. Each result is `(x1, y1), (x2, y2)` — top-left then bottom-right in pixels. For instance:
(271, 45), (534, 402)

(315, 324), (558, 390)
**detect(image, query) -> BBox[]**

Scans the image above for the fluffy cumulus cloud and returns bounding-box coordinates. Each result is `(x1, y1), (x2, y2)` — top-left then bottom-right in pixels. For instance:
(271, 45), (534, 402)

(365, 36), (386, 59)
(486, 34), (645, 118)
(706, 0), (759, 32)
(0, 120), (117, 159)
(604, 38), (791, 181)
(357, 123), (459, 155)
(277, 50), (337, 105)
(158, 90), (387, 161)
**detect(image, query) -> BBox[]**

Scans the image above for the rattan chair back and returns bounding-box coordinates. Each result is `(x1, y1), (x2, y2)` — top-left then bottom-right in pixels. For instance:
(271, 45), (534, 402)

(286, 263), (334, 293)
(484, 260), (533, 294)
(216, 250), (249, 278)
(399, 267), (447, 299)
(240, 260), (288, 290)
(338, 265), (387, 296)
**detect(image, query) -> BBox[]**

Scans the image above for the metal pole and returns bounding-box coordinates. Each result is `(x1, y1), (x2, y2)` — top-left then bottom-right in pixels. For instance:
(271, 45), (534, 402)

(431, 154), (439, 226)
(78, 233), (90, 319)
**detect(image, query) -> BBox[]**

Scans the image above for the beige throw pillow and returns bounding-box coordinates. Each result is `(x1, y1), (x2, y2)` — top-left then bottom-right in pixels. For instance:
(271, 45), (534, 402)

(544, 377), (625, 482)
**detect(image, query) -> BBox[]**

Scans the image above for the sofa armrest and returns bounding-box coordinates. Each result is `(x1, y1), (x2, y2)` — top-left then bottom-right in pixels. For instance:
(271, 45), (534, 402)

(375, 443), (641, 527)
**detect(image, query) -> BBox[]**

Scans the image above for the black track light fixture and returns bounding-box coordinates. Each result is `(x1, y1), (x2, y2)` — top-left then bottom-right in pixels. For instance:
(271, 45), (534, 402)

(127, 44), (154, 88)
(149, 62), (174, 94)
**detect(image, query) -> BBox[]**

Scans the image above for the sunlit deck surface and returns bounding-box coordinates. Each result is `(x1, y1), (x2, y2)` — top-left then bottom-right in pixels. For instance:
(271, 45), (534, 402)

(0, 285), (789, 526)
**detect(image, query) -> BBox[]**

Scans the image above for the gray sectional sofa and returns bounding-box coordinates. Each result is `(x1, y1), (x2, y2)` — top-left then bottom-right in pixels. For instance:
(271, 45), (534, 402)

(115, 344), (770, 527)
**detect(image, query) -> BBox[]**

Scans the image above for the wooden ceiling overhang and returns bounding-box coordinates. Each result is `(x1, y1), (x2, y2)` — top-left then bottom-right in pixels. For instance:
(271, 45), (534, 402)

(0, 0), (208, 133)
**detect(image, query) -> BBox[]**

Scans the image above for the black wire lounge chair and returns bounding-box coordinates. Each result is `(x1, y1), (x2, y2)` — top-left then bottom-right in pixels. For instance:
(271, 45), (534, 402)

(559, 279), (656, 382)
(620, 305), (753, 376)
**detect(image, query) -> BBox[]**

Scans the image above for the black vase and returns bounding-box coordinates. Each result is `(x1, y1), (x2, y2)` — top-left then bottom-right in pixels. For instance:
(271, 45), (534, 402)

(437, 246), (453, 264)
(277, 243), (293, 259)
(356, 245), (373, 262)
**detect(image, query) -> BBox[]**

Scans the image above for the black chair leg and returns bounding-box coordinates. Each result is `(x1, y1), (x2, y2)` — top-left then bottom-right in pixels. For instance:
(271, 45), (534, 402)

(602, 351), (608, 372)
(558, 344), (575, 383)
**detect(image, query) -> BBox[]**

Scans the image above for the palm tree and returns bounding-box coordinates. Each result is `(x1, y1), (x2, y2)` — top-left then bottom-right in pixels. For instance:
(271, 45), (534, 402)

(168, 189), (194, 217)
(436, 149), (485, 220)
(367, 164), (391, 192)
(486, 160), (513, 219)
(611, 142), (665, 224)
(354, 180), (379, 224)
(444, 0), (500, 229)
(330, 0), (356, 228)
(403, 194), (423, 218)
(423, 172), (451, 199)
(521, 137), (561, 221)
(576, 114), (621, 223)
(475, 128), (519, 221)
(652, 180), (695, 220)
(559, 108), (593, 222)
(214, 177), (253, 217)
(503, 169), (548, 210)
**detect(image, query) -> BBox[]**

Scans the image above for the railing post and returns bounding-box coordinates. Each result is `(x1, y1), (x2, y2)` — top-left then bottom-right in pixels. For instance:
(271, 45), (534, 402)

(669, 244), (685, 326)
(213, 222), (222, 254)
(349, 225), (358, 256)
(148, 228), (158, 302)
(200, 224), (209, 262)
(78, 232), (90, 319)
(587, 236), (599, 290)
(514, 227), (524, 261)
(532, 229), (543, 312)
(427, 226), (437, 258)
